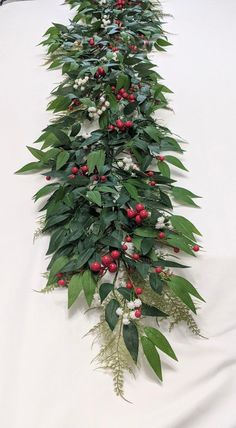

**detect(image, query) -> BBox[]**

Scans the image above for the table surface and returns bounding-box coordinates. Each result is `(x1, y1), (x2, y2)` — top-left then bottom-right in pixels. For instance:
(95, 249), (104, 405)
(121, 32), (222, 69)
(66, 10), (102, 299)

(0, 1), (236, 427)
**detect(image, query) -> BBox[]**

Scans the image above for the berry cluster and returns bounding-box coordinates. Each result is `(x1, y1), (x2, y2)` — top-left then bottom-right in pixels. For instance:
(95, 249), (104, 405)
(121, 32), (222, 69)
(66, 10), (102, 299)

(107, 119), (133, 132)
(111, 86), (136, 103)
(90, 250), (121, 274)
(126, 203), (149, 225)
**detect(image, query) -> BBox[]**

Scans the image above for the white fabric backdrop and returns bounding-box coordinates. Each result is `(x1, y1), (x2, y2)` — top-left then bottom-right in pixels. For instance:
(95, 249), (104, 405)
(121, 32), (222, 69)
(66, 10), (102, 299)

(1, 1), (236, 427)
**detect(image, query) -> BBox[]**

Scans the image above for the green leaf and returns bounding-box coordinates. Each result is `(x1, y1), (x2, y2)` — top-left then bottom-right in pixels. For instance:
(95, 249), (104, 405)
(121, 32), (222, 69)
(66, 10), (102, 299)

(105, 299), (120, 330)
(165, 155), (188, 171)
(135, 262), (150, 279)
(144, 125), (160, 142)
(172, 187), (201, 207)
(169, 282), (196, 313)
(141, 238), (155, 255)
(27, 146), (45, 161)
(169, 275), (205, 302)
(149, 273), (164, 294)
(141, 303), (168, 317)
(123, 322), (139, 363)
(87, 190), (102, 207)
(167, 236), (194, 256)
(123, 182), (139, 201)
(87, 149), (105, 174)
(82, 270), (97, 306)
(48, 255), (68, 284)
(158, 160), (170, 178)
(141, 336), (162, 381)
(68, 273), (83, 308)
(56, 151), (70, 170)
(170, 215), (201, 239)
(144, 327), (177, 360)
(99, 283), (114, 302)
(34, 183), (59, 201)
(63, 248), (95, 272)
(116, 74), (130, 90)
(15, 161), (44, 174)
(134, 228), (156, 238)
(117, 287), (133, 300)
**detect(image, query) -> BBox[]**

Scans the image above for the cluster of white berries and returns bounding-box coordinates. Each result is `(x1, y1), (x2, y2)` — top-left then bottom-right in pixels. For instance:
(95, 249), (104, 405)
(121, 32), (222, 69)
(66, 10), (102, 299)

(101, 15), (111, 28)
(73, 75), (89, 91)
(155, 214), (173, 230)
(116, 299), (142, 325)
(117, 156), (139, 172)
(155, 215), (165, 229)
(88, 96), (110, 119)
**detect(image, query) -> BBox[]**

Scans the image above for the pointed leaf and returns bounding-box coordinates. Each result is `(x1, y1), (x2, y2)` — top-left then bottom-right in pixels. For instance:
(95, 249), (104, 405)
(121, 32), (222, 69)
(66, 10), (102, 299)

(68, 273), (83, 308)
(141, 336), (162, 381)
(144, 327), (178, 360)
(123, 322), (139, 363)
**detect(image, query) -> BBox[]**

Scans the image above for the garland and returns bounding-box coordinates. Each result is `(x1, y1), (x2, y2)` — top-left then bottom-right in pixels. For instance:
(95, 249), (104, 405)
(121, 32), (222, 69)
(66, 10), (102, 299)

(17, 0), (204, 398)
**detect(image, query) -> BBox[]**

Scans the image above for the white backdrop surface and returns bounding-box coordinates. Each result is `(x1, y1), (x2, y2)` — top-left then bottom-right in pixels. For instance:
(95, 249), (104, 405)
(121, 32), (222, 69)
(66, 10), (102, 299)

(0, 1), (236, 427)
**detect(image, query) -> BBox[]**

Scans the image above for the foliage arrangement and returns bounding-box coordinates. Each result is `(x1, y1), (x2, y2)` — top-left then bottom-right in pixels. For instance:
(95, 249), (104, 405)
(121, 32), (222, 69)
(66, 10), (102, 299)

(17, 0), (204, 398)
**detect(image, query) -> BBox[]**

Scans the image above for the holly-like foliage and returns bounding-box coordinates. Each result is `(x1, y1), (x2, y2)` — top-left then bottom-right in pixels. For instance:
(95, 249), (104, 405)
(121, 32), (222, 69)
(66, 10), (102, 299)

(17, 0), (204, 395)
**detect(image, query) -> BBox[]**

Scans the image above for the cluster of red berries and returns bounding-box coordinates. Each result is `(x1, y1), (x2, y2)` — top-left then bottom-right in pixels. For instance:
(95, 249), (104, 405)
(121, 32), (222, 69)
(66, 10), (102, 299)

(115, 0), (126, 9)
(173, 244), (200, 253)
(68, 164), (88, 180)
(94, 67), (106, 79)
(145, 170), (157, 187)
(129, 45), (138, 53)
(126, 281), (143, 296)
(126, 203), (149, 225)
(108, 45), (119, 52)
(68, 98), (80, 111)
(91, 174), (107, 183)
(107, 119), (133, 132)
(56, 272), (66, 287)
(111, 86), (136, 103)
(90, 250), (121, 274)
(157, 155), (165, 162)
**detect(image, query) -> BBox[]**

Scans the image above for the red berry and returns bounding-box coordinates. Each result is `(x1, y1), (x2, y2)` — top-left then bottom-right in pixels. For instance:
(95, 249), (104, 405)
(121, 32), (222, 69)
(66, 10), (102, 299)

(125, 236), (132, 242)
(127, 209), (136, 218)
(135, 215), (142, 224)
(155, 266), (163, 274)
(100, 175), (107, 182)
(110, 250), (121, 260)
(129, 94), (136, 101)
(108, 263), (117, 273)
(68, 174), (76, 179)
(119, 88), (126, 95)
(58, 279), (66, 287)
(71, 166), (79, 174)
(193, 245), (200, 252)
(89, 38), (95, 46)
(101, 255), (113, 267)
(116, 119), (124, 129)
(111, 85), (116, 91)
(146, 170), (154, 177)
(135, 203), (145, 212)
(56, 272), (63, 278)
(125, 120), (133, 128)
(94, 72), (100, 79)
(135, 287), (143, 295)
(135, 309), (142, 318)
(107, 124), (115, 131)
(159, 232), (165, 239)
(126, 281), (133, 289)
(81, 165), (88, 173)
(98, 66), (105, 75)
(122, 92), (129, 99)
(116, 94), (122, 100)
(90, 262), (101, 272)
(46, 175), (51, 181)
(132, 253), (140, 261)
(139, 209), (148, 219)
(158, 155), (165, 162)
(174, 247), (180, 253)
(121, 244), (128, 250)
(149, 181), (156, 186)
